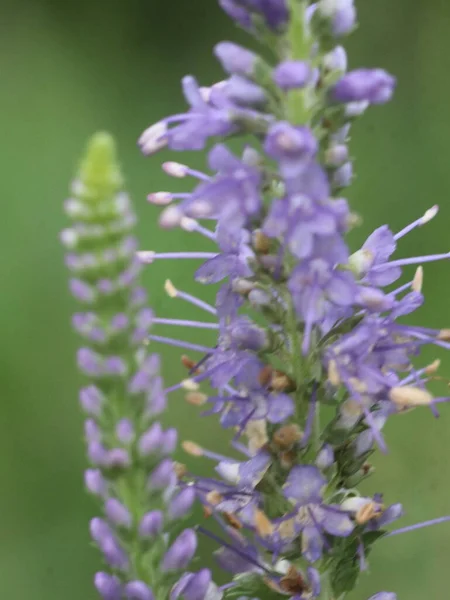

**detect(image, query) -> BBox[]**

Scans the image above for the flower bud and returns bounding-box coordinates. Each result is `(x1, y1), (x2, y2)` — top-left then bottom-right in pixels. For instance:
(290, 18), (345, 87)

(316, 444), (334, 469)
(149, 459), (176, 490)
(124, 581), (154, 600)
(332, 69), (396, 105)
(167, 487), (196, 520)
(105, 498), (132, 529)
(214, 42), (258, 77)
(94, 572), (122, 600)
(139, 510), (164, 538)
(273, 61), (311, 90)
(161, 529), (198, 572)
(139, 423), (163, 456)
(85, 469), (108, 497)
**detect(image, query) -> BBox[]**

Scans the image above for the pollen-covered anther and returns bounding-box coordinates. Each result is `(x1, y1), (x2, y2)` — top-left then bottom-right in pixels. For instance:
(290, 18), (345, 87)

(182, 441), (204, 457)
(348, 377), (368, 394)
(255, 509), (274, 537)
(420, 204), (439, 224)
(355, 501), (384, 525)
(181, 355), (204, 374)
(180, 217), (198, 232)
(185, 391), (208, 406)
(258, 365), (274, 387)
(136, 251), (156, 264)
(412, 266), (424, 292)
(438, 329), (450, 341)
(277, 517), (296, 540)
(270, 370), (296, 392)
(425, 359), (441, 375)
(252, 230), (272, 254)
(279, 449), (297, 469)
(162, 161), (189, 178)
(272, 424), (303, 450)
(245, 419), (269, 453)
(147, 192), (173, 206)
(164, 279), (178, 298)
(328, 359), (341, 386)
(231, 278), (256, 295)
(280, 567), (308, 595)
(389, 385), (433, 408)
(223, 512), (243, 530)
(181, 379), (200, 391)
(206, 490), (223, 506)
(174, 462), (188, 478)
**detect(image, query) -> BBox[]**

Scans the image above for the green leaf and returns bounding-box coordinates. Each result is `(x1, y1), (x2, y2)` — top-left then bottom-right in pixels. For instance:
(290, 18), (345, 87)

(330, 557), (360, 597)
(223, 573), (284, 600)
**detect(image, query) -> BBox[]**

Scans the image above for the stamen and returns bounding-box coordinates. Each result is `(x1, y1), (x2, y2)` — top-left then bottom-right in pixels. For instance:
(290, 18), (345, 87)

(164, 279), (217, 315)
(182, 441), (231, 462)
(148, 334), (212, 353)
(394, 205), (439, 240)
(152, 317), (219, 330)
(180, 217), (216, 240)
(185, 392), (208, 406)
(147, 192), (190, 205)
(387, 515), (450, 537)
(137, 251), (218, 264)
(162, 161), (211, 181)
(389, 386), (433, 409)
(372, 251), (450, 271)
(197, 526), (271, 574)
(412, 266), (424, 292)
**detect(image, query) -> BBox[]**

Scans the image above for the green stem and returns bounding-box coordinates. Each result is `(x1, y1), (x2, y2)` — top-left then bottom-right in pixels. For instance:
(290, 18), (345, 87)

(286, 292), (306, 419)
(286, 0), (313, 124)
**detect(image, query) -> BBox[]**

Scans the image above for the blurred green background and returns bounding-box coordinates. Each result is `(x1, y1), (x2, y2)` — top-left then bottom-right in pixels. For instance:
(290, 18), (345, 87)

(1, 0), (450, 598)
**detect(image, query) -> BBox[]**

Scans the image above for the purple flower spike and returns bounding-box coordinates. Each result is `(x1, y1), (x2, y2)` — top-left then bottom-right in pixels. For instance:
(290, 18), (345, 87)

(273, 61), (311, 90)
(214, 42), (258, 77)
(332, 68), (397, 105)
(161, 529), (198, 572)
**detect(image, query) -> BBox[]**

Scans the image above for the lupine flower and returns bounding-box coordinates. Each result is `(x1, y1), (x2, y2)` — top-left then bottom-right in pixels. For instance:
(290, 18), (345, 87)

(65, 1), (450, 599)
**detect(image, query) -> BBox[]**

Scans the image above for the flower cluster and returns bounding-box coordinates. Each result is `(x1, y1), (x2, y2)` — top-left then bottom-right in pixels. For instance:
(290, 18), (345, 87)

(64, 1), (450, 600)
(62, 134), (221, 600)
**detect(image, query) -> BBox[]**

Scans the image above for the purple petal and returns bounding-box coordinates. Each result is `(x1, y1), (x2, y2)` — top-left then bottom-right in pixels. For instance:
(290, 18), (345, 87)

(284, 466), (326, 504)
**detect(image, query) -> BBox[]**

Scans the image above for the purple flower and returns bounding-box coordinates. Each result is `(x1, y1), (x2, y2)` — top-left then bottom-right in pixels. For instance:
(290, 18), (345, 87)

(94, 572), (122, 600)
(332, 68), (396, 105)
(139, 76), (236, 154)
(214, 42), (258, 77)
(124, 581), (154, 600)
(282, 465), (354, 561)
(288, 255), (357, 352)
(272, 61), (311, 90)
(264, 121), (318, 179)
(170, 569), (220, 600)
(162, 529), (198, 572)
(317, 0), (356, 37)
(219, 0), (253, 29)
